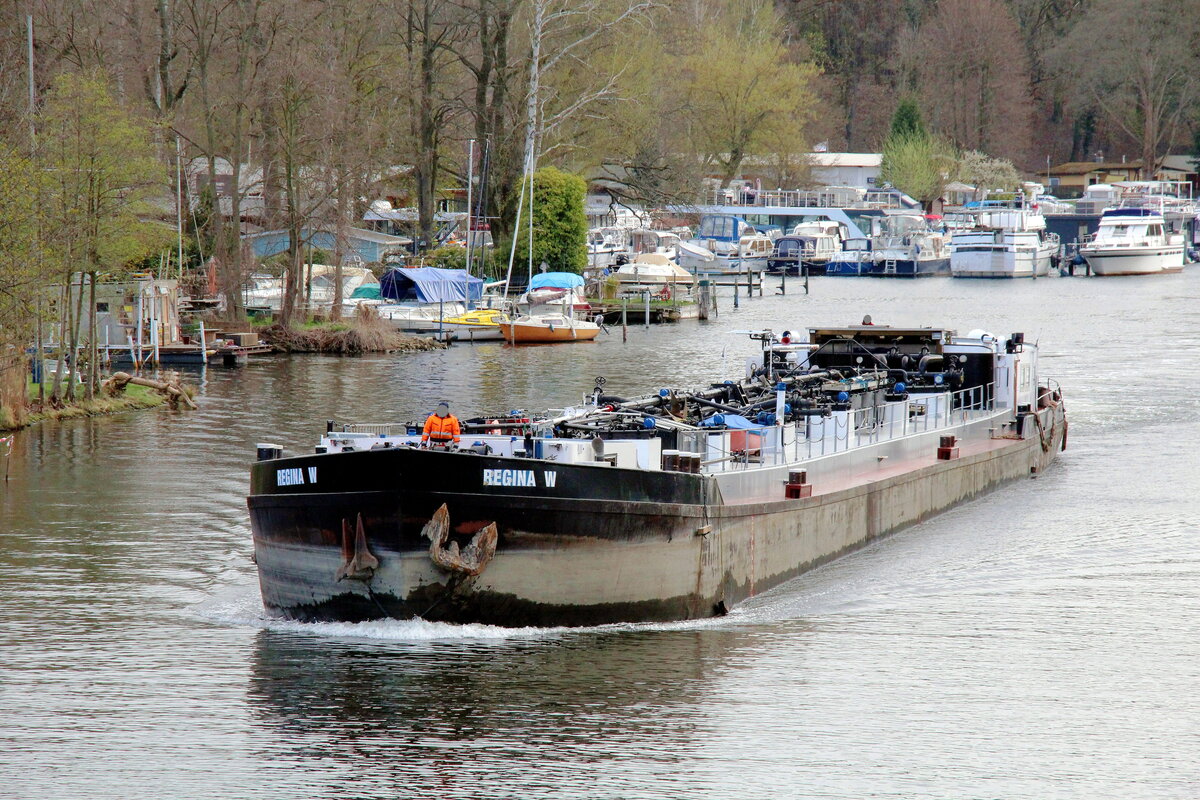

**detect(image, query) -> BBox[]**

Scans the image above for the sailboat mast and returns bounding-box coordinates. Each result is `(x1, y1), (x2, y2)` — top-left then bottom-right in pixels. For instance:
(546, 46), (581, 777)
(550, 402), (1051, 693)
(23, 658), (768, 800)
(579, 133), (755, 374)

(465, 138), (475, 277)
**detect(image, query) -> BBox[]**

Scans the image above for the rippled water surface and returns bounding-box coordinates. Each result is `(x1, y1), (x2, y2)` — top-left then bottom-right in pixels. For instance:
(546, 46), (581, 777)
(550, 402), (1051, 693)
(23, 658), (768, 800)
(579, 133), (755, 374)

(2, 275), (1199, 799)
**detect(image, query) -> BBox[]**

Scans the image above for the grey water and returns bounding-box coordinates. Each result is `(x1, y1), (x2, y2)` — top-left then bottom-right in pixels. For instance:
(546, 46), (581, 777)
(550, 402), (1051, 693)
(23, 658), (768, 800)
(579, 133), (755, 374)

(2, 274), (1198, 799)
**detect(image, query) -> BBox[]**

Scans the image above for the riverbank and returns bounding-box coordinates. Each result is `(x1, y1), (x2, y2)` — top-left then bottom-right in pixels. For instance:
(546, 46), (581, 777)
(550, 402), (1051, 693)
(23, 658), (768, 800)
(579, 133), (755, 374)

(259, 317), (444, 355)
(1, 381), (167, 432)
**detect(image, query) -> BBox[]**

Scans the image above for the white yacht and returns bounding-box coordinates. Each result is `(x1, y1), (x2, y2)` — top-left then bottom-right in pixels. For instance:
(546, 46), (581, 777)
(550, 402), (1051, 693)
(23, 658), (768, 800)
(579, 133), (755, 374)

(826, 214), (949, 277)
(681, 214), (772, 274)
(613, 253), (696, 298)
(1080, 208), (1185, 276)
(587, 227), (629, 269)
(626, 229), (682, 262)
(949, 208), (1059, 278)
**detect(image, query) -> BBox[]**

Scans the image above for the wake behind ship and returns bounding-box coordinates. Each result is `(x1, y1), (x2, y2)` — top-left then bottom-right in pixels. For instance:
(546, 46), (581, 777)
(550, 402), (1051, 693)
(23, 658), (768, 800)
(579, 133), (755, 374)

(248, 324), (1066, 627)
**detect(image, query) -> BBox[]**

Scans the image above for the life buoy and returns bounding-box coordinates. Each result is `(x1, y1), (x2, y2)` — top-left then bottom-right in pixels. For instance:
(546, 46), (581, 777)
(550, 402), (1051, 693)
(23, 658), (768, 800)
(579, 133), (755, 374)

(659, 286), (672, 301)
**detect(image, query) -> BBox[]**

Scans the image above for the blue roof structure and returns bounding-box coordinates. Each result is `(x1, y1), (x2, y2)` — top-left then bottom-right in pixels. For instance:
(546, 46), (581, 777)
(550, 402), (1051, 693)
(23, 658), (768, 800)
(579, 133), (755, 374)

(379, 268), (484, 303)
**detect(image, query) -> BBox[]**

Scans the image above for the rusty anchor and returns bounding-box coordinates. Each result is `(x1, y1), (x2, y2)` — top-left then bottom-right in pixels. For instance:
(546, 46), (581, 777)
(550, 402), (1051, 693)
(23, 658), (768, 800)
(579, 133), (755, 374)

(336, 513), (379, 582)
(423, 504), (498, 577)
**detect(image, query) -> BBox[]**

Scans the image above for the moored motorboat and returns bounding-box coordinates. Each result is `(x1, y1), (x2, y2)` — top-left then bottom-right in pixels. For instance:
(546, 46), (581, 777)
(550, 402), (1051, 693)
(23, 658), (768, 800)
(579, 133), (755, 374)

(682, 214), (772, 274)
(949, 207), (1058, 278)
(248, 323), (1067, 627)
(1080, 208), (1185, 276)
(613, 254), (696, 298)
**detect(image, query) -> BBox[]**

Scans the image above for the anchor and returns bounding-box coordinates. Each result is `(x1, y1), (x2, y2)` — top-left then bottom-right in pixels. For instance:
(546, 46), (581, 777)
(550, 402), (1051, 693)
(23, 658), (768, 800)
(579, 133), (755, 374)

(336, 513), (379, 582)
(423, 503), (498, 577)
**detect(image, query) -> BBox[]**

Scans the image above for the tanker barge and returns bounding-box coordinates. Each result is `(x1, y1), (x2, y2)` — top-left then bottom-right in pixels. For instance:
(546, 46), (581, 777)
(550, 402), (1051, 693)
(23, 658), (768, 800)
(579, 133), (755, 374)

(248, 324), (1066, 626)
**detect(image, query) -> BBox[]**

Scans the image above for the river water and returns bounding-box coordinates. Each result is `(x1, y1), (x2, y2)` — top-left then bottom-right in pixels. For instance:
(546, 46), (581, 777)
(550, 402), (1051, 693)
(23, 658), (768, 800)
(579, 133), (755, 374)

(2, 274), (1198, 799)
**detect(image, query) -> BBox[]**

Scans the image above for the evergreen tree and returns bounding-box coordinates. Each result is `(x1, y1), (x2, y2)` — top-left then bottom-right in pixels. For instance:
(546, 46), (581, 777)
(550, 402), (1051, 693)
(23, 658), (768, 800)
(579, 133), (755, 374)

(512, 167), (588, 275)
(889, 98), (927, 142)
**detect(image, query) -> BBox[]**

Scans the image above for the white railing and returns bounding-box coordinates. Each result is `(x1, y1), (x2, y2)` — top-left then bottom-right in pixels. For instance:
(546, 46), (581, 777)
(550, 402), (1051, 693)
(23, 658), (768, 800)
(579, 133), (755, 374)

(699, 384), (997, 471)
(708, 186), (867, 209)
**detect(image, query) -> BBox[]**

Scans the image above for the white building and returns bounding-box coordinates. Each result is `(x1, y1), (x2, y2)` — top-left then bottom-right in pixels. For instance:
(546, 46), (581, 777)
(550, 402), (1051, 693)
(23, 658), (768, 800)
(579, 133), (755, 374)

(808, 153), (883, 190)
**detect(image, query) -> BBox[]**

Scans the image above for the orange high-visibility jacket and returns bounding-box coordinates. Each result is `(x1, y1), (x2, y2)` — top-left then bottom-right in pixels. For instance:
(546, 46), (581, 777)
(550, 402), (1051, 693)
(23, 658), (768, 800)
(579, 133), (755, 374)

(422, 413), (461, 444)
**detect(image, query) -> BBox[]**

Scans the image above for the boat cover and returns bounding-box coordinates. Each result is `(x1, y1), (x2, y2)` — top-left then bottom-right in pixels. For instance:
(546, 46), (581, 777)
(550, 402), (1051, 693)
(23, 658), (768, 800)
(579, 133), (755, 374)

(349, 284), (381, 300)
(380, 268), (484, 303)
(529, 272), (584, 289)
(699, 414), (763, 430)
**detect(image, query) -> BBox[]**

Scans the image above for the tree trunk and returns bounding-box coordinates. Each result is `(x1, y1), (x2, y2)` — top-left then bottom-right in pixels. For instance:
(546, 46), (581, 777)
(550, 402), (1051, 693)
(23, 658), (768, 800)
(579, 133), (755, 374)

(281, 126), (301, 326)
(332, 173), (348, 321)
(65, 272), (85, 402)
(50, 278), (69, 402)
(86, 271), (97, 401)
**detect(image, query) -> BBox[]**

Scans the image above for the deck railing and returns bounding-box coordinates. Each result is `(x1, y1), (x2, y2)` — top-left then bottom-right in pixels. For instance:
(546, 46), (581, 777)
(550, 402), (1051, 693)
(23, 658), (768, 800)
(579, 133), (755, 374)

(701, 383), (997, 470)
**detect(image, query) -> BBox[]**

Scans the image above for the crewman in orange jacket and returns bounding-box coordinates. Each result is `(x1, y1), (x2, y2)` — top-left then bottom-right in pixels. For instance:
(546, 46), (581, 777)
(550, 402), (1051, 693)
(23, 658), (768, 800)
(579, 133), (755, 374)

(422, 401), (461, 448)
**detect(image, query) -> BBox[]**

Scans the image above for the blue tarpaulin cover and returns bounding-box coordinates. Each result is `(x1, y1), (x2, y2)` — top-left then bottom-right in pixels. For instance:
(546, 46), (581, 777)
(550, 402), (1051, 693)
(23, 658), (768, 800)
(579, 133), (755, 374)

(379, 268), (484, 303)
(699, 414), (763, 430)
(529, 272), (584, 289)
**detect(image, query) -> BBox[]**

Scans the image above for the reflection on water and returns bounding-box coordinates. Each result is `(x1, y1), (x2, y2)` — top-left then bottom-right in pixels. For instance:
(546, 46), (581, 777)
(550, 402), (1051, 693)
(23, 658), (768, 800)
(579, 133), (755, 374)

(1, 274), (1199, 798)
(246, 626), (752, 797)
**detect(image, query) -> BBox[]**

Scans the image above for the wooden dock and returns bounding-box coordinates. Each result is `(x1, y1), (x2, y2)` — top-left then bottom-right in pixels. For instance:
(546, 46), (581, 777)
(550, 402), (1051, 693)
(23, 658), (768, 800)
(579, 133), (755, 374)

(591, 301), (699, 324)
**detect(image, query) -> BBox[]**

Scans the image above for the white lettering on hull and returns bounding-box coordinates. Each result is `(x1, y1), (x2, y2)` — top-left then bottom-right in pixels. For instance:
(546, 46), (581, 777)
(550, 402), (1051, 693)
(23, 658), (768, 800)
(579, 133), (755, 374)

(482, 468), (557, 488)
(276, 467), (305, 486)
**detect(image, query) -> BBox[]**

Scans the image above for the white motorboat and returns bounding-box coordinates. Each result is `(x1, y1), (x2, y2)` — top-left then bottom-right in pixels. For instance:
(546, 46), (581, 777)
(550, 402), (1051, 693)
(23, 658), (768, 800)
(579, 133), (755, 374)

(683, 214), (772, 274)
(1080, 208), (1185, 276)
(626, 229), (682, 262)
(613, 254), (696, 298)
(587, 227), (629, 269)
(244, 265), (376, 312)
(949, 208), (1058, 278)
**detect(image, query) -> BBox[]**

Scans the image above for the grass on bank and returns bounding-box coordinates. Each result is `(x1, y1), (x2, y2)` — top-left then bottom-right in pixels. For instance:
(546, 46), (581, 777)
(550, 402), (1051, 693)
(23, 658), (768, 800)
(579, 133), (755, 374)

(259, 306), (443, 354)
(6, 379), (166, 431)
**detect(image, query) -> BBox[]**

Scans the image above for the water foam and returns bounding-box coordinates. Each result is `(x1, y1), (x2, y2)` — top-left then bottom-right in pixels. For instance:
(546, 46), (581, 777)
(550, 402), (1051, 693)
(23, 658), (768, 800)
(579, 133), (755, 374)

(192, 582), (745, 642)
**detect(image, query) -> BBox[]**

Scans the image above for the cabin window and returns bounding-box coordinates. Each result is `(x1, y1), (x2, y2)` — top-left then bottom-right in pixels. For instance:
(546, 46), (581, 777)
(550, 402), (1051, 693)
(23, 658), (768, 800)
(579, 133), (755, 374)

(95, 302), (109, 313)
(699, 216), (736, 240)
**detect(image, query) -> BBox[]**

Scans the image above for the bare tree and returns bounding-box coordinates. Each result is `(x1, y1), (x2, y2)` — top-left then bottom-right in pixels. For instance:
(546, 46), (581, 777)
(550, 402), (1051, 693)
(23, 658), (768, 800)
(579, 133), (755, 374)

(1053, 0), (1200, 178)
(399, 0), (468, 251)
(903, 0), (1035, 166)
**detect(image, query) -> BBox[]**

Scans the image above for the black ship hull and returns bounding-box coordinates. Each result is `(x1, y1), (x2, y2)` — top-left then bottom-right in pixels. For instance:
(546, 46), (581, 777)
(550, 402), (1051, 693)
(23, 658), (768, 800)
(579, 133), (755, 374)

(249, 405), (1066, 627)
